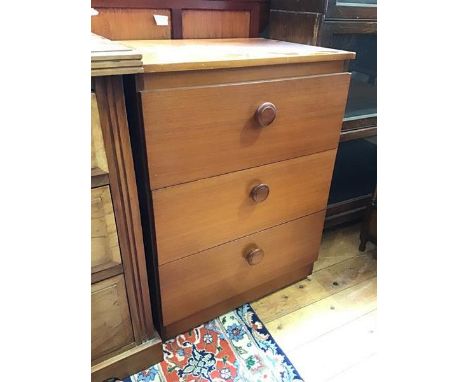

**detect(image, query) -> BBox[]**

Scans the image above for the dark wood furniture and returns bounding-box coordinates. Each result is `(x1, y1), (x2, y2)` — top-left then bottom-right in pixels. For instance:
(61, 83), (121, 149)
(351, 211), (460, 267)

(91, 34), (163, 382)
(91, 0), (269, 40)
(269, 0), (377, 228)
(359, 189), (377, 252)
(121, 38), (354, 339)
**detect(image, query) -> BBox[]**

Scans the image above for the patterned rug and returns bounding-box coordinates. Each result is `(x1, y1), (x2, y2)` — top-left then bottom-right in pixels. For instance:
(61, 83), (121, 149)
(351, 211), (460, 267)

(123, 304), (303, 382)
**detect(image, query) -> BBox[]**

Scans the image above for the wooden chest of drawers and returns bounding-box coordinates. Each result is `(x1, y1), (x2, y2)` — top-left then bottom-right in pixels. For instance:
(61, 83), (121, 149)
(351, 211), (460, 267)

(123, 38), (354, 339)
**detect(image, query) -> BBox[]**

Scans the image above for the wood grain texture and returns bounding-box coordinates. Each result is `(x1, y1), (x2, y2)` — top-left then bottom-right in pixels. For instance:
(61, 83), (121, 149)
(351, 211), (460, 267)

(91, 171), (110, 189)
(92, 8), (171, 40)
(251, 254), (376, 323)
(138, 61), (345, 90)
(91, 93), (108, 176)
(154, 151), (336, 264)
(141, 73), (350, 189)
(159, 212), (325, 326)
(269, 10), (322, 46)
(91, 275), (134, 361)
(251, 223), (377, 381)
(92, 59), (143, 70)
(266, 277), (377, 354)
(91, 337), (163, 382)
(91, 262), (123, 284)
(163, 264), (311, 339)
(119, 38), (355, 73)
(91, 0), (268, 39)
(94, 76), (155, 344)
(315, 222), (376, 272)
(91, 186), (121, 273)
(91, 33), (143, 76)
(182, 10), (250, 38)
(288, 310), (377, 382)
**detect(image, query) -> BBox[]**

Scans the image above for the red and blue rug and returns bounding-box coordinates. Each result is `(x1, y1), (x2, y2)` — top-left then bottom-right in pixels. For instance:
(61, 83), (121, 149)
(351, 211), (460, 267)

(123, 304), (303, 382)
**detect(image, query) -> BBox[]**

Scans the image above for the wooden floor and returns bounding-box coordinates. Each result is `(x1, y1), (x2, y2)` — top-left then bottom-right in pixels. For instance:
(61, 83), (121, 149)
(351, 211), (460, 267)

(251, 223), (377, 382)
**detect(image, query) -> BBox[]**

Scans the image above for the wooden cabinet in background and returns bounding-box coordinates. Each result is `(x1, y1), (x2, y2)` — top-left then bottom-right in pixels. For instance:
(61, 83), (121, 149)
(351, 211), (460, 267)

(91, 34), (162, 382)
(269, 0), (377, 228)
(91, 0), (269, 39)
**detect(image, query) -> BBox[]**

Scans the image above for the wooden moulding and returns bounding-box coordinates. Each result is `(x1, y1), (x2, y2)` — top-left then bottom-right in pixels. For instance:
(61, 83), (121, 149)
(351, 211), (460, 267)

(137, 61), (347, 90)
(91, 337), (163, 382)
(91, 33), (143, 77)
(94, 75), (155, 346)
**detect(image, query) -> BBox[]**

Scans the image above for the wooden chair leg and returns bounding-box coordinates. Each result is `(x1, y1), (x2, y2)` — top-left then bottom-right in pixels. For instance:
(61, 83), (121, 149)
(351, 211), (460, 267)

(359, 237), (367, 252)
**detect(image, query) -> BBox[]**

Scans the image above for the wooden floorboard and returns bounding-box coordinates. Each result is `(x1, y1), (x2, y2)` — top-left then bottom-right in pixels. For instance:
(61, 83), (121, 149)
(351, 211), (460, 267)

(265, 277), (377, 353)
(253, 223), (377, 381)
(251, 255), (376, 323)
(288, 310), (377, 381)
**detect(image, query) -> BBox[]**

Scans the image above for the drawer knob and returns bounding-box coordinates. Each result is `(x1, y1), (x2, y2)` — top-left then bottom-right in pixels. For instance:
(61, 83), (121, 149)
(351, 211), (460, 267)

(250, 184), (270, 203)
(255, 102), (277, 127)
(245, 247), (264, 266)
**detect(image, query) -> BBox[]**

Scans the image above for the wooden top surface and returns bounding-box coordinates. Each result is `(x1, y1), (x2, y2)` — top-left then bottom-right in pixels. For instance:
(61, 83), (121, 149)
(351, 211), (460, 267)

(118, 38), (355, 73)
(91, 33), (143, 76)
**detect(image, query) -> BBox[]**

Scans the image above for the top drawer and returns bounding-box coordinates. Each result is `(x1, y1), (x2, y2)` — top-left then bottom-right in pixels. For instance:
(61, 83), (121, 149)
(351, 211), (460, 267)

(140, 73), (350, 189)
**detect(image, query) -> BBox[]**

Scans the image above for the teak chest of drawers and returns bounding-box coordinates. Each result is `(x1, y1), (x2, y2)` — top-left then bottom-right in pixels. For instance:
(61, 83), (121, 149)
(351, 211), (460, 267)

(122, 38), (355, 339)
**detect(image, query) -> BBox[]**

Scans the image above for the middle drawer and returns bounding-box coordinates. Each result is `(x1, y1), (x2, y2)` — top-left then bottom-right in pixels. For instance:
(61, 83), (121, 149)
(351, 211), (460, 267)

(153, 150), (336, 265)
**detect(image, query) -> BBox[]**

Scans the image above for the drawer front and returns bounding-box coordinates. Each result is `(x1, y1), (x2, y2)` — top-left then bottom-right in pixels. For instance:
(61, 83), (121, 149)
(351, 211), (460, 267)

(91, 186), (121, 272)
(141, 73), (350, 189)
(91, 93), (109, 176)
(91, 274), (134, 360)
(160, 212), (325, 325)
(153, 150), (336, 265)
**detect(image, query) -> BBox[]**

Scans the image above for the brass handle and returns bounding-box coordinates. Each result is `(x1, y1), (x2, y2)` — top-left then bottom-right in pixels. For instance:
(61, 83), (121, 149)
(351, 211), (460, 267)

(250, 184), (270, 203)
(245, 247), (264, 266)
(255, 102), (277, 127)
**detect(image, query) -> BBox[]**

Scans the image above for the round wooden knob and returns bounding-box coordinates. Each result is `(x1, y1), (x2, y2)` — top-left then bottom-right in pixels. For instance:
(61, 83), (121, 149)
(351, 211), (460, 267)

(255, 102), (277, 127)
(245, 247), (264, 266)
(250, 184), (270, 203)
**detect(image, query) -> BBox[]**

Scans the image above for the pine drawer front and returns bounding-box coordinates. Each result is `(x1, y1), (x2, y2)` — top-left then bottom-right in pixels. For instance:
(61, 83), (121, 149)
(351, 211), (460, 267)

(91, 186), (121, 273)
(153, 150), (336, 265)
(91, 93), (108, 176)
(159, 212), (325, 326)
(140, 73), (350, 189)
(91, 274), (134, 361)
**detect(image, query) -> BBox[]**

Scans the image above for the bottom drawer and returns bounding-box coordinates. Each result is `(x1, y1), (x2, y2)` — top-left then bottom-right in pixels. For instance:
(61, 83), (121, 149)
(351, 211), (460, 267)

(159, 211), (325, 327)
(92, 274), (134, 361)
